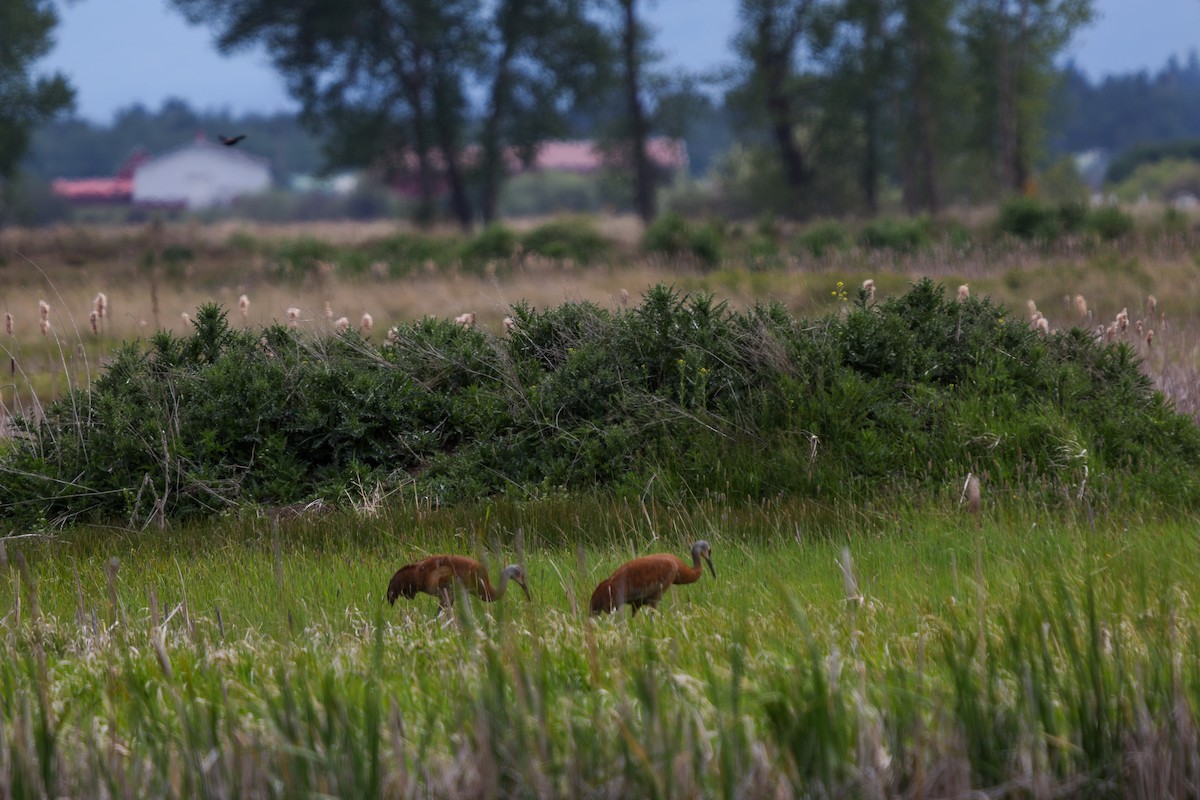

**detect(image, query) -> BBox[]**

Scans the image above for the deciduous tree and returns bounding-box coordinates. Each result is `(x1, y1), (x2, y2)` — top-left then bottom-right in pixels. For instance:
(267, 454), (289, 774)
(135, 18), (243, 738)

(0, 0), (73, 186)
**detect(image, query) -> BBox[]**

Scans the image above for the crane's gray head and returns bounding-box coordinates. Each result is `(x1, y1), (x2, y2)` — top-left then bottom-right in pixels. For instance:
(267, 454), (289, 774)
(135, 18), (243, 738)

(692, 541), (715, 578)
(504, 564), (532, 601)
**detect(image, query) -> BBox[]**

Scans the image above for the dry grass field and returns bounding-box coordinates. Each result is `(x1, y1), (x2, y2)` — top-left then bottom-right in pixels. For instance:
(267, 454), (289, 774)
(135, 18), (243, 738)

(4, 213), (1200, 418)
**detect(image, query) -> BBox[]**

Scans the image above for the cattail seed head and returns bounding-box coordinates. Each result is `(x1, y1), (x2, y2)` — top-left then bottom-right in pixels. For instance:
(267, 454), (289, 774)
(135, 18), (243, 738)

(1034, 316), (1050, 336)
(1026, 299), (1037, 319)
(1147, 329), (1155, 346)
(455, 312), (476, 329)
(94, 292), (107, 319)
(89, 310), (98, 334)
(503, 315), (515, 333)
(238, 294), (250, 319)
(360, 312), (373, 334)
(324, 301), (334, 321)
(4, 313), (11, 336)
(1116, 307), (1129, 332)
(1073, 294), (1087, 320)
(181, 312), (191, 327)
(286, 307), (300, 329)
(38, 300), (50, 322)
(335, 316), (350, 334)
(1147, 295), (1157, 316)
(863, 279), (876, 302)
(620, 288), (630, 306)
(39, 319), (50, 337)
(956, 284), (969, 303)
(965, 475), (981, 518)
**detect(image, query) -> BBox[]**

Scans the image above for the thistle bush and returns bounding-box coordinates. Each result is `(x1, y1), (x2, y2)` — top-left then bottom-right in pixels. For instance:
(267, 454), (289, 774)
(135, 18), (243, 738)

(3, 280), (1199, 526)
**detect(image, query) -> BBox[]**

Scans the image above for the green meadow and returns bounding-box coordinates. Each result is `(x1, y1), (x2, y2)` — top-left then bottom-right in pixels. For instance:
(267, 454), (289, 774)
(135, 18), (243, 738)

(4, 498), (1200, 797)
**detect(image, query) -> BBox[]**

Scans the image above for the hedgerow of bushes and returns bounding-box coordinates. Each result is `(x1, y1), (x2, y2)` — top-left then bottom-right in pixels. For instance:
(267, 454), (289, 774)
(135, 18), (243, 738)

(3, 280), (1199, 526)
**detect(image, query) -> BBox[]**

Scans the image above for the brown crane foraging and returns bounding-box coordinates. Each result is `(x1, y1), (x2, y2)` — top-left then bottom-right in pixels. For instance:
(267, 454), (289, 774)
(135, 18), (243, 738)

(590, 541), (715, 615)
(387, 555), (531, 611)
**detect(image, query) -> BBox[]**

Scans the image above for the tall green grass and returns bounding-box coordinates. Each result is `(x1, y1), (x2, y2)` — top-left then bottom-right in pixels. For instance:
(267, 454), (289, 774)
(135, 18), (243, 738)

(1, 499), (1199, 796)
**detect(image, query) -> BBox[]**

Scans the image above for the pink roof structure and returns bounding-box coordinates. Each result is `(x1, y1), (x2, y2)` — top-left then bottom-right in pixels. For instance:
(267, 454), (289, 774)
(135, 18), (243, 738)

(531, 138), (688, 173)
(51, 177), (133, 203)
(51, 149), (151, 204)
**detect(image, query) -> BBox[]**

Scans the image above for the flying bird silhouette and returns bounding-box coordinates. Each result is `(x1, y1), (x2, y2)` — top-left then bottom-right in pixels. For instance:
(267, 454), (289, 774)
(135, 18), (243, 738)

(387, 555), (531, 610)
(591, 540), (715, 615)
(219, 134), (246, 146)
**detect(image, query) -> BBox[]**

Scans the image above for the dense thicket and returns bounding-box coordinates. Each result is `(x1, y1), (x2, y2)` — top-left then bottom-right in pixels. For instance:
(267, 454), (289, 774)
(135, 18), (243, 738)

(1, 281), (1196, 527)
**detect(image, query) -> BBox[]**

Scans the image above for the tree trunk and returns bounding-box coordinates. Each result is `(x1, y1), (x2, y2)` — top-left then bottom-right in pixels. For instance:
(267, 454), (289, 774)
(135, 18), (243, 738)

(863, 93), (879, 215)
(480, 7), (520, 225)
(1011, 0), (1032, 192)
(433, 105), (474, 230)
(620, 0), (655, 224)
(912, 25), (940, 214)
(754, 12), (808, 194)
(910, 7), (940, 214)
(861, 0), (883, 215)
(399, 68), (437, 227)
(995, 0), (1018, 192)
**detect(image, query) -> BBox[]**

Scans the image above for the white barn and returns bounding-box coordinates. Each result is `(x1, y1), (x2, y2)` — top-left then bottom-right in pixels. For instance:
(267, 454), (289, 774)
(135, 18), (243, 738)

(133, 136), (272, 209)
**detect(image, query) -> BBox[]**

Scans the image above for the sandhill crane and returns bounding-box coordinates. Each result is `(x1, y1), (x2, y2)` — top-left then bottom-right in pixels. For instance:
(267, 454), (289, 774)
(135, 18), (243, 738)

(387, 555), (530, 610)
(590, 541), (715, 615)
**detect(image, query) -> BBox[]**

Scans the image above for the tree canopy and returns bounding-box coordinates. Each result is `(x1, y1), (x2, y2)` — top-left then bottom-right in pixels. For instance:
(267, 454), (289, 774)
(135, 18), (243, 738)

(0, 0), (74, 184)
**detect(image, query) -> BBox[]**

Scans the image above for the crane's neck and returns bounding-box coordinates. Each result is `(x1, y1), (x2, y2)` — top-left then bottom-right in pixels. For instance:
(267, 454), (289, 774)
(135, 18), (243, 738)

(483, 569), (508, 602)
(676, 554), (705, 585)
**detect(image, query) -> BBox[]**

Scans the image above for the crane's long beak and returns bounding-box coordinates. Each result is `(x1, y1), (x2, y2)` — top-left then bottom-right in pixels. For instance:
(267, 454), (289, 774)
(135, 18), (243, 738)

(705, 555), (716, 578)
(518, 577), (532, 601)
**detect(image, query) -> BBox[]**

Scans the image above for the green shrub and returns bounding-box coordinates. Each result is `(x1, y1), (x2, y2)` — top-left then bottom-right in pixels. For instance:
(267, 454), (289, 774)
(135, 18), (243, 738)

(997, 197), (1059, 240)
(367, 233), (457, 276)
(1163, 206), (1190, 235)
(858, 216), (932, 253)
(1086, 206), (1135, 241)
(498, 170), (602, 216)
(5, 282), (1200, 525)
(460, 224), (519, 266)
(272, 237), (341, 281)
(643, 213), (723, 266)
(1057, 200), (1089, 234)
(520, 218), (611, 263)
(796, 220), (851, 257)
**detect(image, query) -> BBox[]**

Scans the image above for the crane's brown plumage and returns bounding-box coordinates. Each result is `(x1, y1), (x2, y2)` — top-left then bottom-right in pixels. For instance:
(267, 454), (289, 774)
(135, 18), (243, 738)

(387, 555), (530, 609)
(590, 541), (715, 615)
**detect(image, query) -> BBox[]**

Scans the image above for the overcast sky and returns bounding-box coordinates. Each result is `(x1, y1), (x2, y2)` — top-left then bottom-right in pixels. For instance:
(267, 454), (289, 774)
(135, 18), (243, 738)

(38, 0), (1200, 123)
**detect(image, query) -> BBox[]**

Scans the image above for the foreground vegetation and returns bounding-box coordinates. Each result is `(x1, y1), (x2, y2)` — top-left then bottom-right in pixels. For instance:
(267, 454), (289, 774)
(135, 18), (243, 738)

(2, 498), (1199, 798)
(4, 216), (1200, 796)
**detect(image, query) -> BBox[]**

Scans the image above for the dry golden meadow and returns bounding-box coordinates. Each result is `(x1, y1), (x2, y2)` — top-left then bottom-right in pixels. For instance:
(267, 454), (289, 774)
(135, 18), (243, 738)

(4, 211), (1200, 416)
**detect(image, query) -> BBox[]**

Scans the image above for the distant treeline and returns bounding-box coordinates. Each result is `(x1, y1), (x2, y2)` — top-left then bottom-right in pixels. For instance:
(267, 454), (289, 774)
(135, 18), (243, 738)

(1051, 54), (1200, 156)
(23, 98), (324, 182)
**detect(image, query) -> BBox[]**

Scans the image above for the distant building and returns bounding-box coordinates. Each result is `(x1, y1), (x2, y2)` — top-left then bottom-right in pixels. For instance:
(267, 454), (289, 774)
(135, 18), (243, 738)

(530, 138), (688, 175)
(50, 149), (150, 204)
(388, 137), (689, 199)
(133, 135), (272, 209)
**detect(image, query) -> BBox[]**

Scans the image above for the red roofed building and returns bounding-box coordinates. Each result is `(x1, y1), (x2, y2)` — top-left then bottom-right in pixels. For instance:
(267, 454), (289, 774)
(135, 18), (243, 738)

(51, 149), (150, 205)
(388, 137), (688, 199)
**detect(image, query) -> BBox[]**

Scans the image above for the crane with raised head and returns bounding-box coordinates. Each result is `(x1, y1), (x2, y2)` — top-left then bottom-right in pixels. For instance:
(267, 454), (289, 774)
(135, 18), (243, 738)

(387, 555), (531, 610)
(590, 540), (715, 615)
